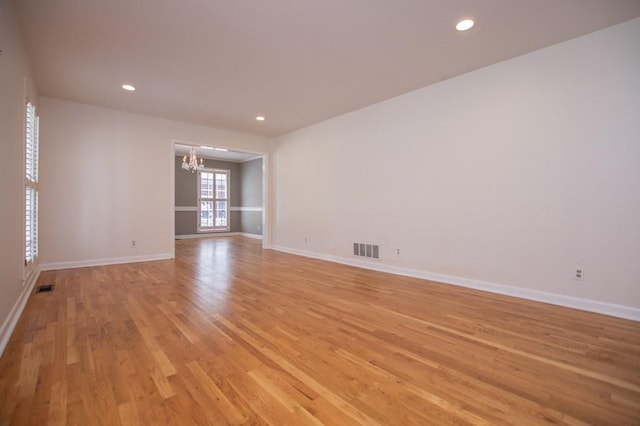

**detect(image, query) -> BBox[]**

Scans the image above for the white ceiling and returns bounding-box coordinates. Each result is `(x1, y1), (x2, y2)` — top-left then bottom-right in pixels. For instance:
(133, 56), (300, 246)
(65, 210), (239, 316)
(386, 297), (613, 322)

(12, 0), (640, 138)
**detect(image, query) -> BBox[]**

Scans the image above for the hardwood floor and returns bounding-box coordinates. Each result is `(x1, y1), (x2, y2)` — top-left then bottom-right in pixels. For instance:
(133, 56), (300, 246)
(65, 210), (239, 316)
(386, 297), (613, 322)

(1, 237), (639, 425)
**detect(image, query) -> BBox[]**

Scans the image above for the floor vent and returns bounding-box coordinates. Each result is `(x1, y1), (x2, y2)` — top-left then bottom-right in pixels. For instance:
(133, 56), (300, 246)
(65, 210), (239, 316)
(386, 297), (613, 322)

(36, 284), (54, 293)
(353, 243), (379, 259)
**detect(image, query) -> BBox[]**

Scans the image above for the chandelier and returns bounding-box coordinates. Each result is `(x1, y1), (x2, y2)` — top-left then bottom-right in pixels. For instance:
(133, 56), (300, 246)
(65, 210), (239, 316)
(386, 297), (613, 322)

(181, 147), (203, 172)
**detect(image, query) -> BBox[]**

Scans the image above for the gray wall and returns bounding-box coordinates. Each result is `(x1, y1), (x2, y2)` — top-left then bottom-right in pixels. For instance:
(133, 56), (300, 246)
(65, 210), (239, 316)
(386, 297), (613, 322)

(240, 157), (263, 235)
(174, 155), (263, 236)
(241, 157), (263, 206)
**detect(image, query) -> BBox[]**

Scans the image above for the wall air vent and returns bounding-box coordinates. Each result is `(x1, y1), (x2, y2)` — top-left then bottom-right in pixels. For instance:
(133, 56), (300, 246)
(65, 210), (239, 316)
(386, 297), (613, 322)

(353, 242), (379, 259)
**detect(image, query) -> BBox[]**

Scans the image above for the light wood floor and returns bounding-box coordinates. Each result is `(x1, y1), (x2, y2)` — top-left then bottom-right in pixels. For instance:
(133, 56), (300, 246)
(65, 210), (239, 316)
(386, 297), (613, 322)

(1, 237), (639, 425)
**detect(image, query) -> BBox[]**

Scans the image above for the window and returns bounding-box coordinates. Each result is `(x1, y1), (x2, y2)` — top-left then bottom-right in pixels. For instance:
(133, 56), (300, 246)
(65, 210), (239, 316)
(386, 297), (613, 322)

(197, 169), (229, 232)
(25, 102), (39, 268)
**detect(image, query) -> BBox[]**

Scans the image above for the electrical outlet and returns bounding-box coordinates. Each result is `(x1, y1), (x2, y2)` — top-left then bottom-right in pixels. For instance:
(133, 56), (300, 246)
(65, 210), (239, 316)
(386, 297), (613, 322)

(304, 236), (308, 243)
(396, 248), (401, 256)
(574, 267), (584, 281)
(131, 240), (136, 248)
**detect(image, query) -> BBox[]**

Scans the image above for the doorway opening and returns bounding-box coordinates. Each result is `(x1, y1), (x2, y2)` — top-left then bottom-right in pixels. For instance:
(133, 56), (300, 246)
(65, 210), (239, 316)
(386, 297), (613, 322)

(170, 141), (269, 256)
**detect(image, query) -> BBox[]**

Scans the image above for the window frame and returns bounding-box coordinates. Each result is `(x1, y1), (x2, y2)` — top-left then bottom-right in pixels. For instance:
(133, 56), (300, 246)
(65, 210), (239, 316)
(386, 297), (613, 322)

(197, 168), (230, 233)
(24, 101), (39, 272)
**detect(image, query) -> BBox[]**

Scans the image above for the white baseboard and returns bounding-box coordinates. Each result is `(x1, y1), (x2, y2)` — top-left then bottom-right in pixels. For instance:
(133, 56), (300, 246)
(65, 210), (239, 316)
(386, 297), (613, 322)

(175, 233), (232, 239)
(239, 232), (263, 240)
(175, 206), (263, 212)
(40, 253), (173, 271)
(175, 232), (263, 240)
(0, 266), (41, 357)
(271, 246), (640, 322)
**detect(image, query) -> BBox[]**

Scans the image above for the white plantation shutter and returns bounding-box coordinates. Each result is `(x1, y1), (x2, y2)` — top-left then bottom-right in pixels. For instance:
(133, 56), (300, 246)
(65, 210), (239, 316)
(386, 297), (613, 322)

(25, 187), (32, 262)
(25, 104), (38, 180)
(25, 103), (39, 266)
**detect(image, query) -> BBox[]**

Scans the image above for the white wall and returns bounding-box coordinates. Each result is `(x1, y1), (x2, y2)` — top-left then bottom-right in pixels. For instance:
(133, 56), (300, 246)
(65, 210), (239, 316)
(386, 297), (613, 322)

(0, 0), (38, 352)
(270, 18), (640, 317)
(39, 97), (268, 267)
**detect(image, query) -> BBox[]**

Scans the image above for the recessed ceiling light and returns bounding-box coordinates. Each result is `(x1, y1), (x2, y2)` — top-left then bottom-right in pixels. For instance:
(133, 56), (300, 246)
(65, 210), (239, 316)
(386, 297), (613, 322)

(200, 145), (215, 150)
(122, 84), (136, 91)
(214, 148), (229, 152)
(256, 116), (265, 121)
(456, 19), (475, 31)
